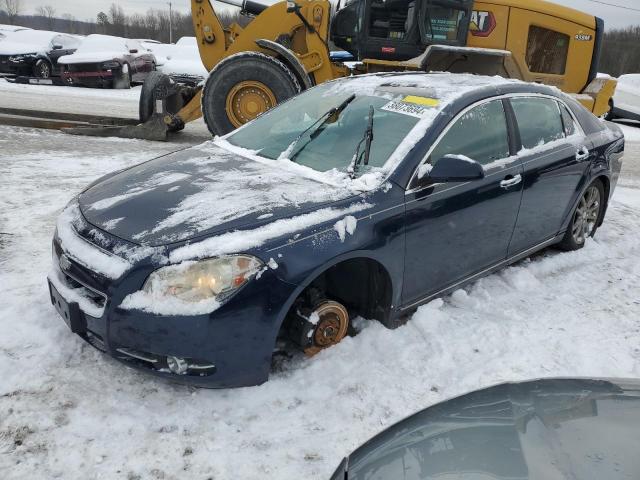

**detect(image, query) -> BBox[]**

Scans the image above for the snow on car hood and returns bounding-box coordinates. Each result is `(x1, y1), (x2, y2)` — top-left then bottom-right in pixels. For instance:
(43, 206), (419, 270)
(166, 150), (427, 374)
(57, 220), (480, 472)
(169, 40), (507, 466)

(58, 51), (125, 64)
(78, 142), (360, 247)
(0, 42), (43, 55)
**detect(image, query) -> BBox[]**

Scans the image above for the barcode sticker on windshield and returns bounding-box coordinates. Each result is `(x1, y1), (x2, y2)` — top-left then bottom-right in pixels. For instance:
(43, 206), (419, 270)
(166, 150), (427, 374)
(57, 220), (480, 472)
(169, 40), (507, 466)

(381, 100), (433, 118)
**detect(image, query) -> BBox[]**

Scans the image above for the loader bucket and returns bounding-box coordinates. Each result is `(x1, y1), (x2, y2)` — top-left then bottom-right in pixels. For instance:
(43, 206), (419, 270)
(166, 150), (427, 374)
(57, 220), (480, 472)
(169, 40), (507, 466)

(63, 115), (170, 141)
(63, 72), (199, 142)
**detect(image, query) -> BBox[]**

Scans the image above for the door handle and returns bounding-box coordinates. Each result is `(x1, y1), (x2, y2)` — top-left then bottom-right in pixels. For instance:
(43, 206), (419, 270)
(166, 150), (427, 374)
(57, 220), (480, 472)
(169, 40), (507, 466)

(576, 146), (590, 162)
(500, 174), (522, 189)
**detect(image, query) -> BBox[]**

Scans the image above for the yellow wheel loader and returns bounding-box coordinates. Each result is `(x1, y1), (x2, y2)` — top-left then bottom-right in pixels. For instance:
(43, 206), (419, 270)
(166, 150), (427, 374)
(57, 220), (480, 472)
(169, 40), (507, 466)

(135, 0), (616, 140)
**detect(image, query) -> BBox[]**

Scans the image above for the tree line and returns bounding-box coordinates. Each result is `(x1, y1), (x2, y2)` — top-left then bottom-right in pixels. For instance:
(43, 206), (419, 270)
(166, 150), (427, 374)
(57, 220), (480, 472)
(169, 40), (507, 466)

(1, 0), (640, 76)
(0, 1), (247, 43)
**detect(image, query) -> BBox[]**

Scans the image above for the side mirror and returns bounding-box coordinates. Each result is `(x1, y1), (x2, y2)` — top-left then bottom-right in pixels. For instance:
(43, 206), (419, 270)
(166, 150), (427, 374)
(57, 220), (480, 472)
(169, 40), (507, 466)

(52, 44), (63, 50)
(429, 154), (484, 182)
(129, 49), (138, 54)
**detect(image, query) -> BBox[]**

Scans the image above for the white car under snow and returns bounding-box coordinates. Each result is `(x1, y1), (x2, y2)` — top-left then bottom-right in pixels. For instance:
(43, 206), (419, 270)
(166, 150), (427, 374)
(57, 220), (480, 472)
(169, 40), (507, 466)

(611, 74), (640, 122)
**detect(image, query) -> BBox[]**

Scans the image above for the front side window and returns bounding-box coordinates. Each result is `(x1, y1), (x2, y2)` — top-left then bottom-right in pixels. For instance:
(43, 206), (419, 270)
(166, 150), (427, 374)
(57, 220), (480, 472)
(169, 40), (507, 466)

(510, 97), (565, 149)
(526, 26), (570, 75)
(428, 100), (510, 166)
(226, 83), (427, 175)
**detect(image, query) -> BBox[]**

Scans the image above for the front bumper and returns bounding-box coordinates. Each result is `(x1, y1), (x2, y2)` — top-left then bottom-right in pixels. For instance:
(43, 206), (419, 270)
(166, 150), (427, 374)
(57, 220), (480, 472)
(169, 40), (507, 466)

(49, 236), (297, 388)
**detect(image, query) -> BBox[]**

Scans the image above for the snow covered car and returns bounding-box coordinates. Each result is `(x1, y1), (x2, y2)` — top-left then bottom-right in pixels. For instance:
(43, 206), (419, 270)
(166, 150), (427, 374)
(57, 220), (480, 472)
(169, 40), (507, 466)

(0, 30), (80, 78)
(330, 378), (640, 480)
(158, 36), (208, 80)
(48, 73), (624, 388)
(0, 24), (30, 40)
(59, 34), (156, 89)
(609, 74), (640, 122)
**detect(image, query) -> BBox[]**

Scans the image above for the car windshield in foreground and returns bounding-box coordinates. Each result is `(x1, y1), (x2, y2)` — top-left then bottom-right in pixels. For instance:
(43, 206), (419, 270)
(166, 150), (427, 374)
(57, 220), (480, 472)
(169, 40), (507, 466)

(225, 83), (424, 175)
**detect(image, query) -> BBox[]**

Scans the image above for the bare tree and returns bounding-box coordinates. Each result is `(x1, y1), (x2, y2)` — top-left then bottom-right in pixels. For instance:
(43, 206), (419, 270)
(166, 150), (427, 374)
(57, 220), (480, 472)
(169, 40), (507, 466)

(3, 0), (21, 24)
(36, 5), (56, 29)
(109, 3), (126, 37)
(61, 13), (78, 34)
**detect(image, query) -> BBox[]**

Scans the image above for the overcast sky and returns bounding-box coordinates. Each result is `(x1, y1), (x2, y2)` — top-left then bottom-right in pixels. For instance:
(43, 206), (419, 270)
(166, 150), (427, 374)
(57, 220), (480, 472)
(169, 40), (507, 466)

(18, 0), (640, 29)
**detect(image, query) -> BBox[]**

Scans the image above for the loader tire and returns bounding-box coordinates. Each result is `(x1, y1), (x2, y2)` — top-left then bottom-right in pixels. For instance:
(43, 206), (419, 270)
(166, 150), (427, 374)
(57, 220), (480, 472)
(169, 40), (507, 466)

(202, 52), (301, 136)
(139, 71), (185, 132)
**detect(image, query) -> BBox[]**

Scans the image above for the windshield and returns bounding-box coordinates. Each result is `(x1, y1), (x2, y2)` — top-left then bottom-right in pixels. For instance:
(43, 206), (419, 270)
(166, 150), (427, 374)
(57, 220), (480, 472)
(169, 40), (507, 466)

(226, 83), (423, 175)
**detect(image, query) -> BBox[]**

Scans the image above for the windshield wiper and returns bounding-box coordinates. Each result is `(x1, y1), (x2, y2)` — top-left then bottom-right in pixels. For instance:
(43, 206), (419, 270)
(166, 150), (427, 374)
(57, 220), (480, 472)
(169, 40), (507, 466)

(349, 105), (375, 179)
(286, 93), (356, 162)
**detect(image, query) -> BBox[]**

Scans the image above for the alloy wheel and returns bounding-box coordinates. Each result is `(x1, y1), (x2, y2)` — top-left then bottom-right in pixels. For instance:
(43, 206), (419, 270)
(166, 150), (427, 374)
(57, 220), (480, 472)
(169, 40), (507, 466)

(572, 185), (601, 245)
(39, 62), (51, 78)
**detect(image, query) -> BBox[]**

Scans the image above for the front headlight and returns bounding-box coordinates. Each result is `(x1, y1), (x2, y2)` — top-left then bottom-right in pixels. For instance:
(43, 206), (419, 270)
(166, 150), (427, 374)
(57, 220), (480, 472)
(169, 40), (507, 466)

(142, 255), (263, 304)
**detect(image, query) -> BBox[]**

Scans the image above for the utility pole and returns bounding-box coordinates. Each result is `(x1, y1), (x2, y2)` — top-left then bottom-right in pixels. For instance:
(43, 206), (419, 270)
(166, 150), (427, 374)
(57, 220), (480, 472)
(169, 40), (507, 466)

(168, 1), (173, 44)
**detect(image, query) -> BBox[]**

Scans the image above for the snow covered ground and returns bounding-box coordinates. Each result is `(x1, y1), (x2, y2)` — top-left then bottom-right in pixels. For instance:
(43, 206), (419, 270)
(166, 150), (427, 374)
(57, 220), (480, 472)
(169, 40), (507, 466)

(0, 114), (639, 479)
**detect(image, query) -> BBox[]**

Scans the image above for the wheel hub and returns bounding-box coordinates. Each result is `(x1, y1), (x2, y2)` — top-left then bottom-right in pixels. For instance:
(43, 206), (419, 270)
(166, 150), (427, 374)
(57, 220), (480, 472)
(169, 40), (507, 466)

(304, 301), (350, 356)
(226, 81), (276, 128)
(572, 185), (600, 244)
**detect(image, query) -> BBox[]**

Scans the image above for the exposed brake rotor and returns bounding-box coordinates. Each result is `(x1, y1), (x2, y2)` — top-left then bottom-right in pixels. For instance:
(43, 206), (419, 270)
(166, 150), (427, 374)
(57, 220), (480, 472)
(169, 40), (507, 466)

(304, 301), (350, 357)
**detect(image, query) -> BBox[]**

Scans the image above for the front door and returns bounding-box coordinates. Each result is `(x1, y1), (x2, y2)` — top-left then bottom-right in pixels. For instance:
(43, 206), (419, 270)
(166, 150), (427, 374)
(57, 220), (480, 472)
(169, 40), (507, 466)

(402, 99), (523, 306)
(507, 96), (592, 254)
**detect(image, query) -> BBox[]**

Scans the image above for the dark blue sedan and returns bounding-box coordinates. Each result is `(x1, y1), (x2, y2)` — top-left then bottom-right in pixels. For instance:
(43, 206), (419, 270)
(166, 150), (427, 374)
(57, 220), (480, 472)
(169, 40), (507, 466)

(48, 73), (624, 387)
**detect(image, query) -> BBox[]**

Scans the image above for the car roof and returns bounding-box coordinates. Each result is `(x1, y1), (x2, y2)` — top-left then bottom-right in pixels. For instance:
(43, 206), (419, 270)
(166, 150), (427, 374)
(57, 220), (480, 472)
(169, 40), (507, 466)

(327, 72), (562, 107)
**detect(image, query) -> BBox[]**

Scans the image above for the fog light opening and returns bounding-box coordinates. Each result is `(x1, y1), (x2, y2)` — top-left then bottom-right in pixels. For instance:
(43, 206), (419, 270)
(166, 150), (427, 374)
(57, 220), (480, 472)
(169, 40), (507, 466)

(167, 356), (189, 375)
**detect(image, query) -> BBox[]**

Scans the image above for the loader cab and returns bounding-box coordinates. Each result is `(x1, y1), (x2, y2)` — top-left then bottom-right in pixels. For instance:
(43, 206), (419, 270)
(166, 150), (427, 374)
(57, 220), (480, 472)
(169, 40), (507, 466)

(332, 0), (473, 61)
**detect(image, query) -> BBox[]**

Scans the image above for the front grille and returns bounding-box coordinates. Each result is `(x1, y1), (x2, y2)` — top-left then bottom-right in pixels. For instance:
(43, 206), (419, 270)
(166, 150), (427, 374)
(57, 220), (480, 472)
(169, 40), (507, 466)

(62, 271), (107, 310)
(66, 63), (102, 72)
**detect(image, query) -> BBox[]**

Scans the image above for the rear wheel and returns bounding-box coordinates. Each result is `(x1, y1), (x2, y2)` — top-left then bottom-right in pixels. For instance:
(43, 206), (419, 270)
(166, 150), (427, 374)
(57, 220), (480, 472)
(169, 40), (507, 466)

(202, 52), (300, 136)
(33, 59), (52, 78)
(559, 180), (605, 251)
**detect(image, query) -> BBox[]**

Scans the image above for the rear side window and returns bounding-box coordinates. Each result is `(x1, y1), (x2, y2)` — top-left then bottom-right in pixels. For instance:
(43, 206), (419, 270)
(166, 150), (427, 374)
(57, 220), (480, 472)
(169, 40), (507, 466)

(429, 100), (510, 166)
(558, 102), (577, 137)
(526, 26), (570, 75)
(510, 97), (565, 150)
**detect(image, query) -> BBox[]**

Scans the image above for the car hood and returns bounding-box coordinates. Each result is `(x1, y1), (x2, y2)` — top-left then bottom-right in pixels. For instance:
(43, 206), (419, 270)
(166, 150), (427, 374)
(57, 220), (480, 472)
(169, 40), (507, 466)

(59, 51), (124, 64)
(0, 42), (43, 55)
(78, 142), (353, 247)
(342, 378), (640, 479)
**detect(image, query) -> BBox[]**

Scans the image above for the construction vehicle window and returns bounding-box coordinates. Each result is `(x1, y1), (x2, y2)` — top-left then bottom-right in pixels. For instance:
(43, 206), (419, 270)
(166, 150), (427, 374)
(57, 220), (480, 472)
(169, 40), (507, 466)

(428, 100), (510, 166)
(526, 26), (569, 75)
(225, 85), (422, 174)
(511, 97), (566, 149)
(423, 7), (467, 42)
(369, 0), (415, 40)
(558, 102), (577, 137)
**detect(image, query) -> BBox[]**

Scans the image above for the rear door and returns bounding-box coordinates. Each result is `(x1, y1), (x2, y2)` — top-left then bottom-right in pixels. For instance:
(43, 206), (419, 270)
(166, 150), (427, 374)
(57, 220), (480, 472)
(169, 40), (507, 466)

(402, 98), (523, 306)
(507, 95), (591, 255)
